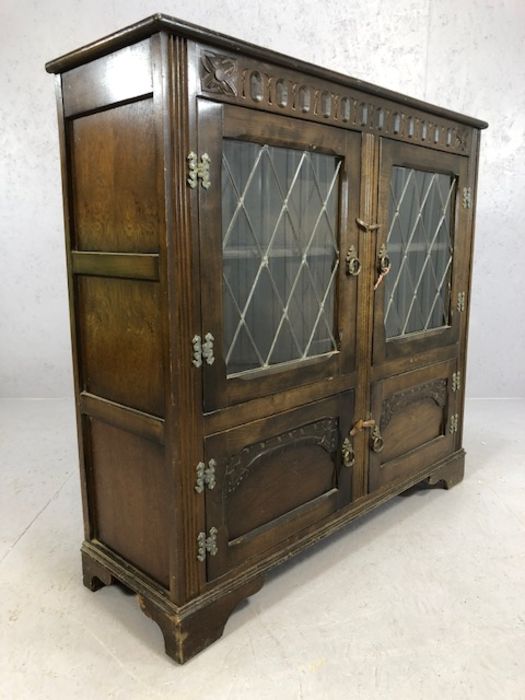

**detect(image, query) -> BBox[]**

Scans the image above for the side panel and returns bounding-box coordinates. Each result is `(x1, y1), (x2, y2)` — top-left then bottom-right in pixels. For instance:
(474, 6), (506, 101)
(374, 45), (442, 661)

(88, 418), (170, 587)
(56, 38), (175, 592)
(70, 101), (159, 253)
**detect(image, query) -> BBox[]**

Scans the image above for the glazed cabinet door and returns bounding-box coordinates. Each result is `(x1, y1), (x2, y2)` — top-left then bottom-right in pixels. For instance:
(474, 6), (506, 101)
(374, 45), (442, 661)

(197, 101), (361, 411)
(368, 359), (460, 492)
(373, 140), (469, 371)
(202, 392), (354, 580)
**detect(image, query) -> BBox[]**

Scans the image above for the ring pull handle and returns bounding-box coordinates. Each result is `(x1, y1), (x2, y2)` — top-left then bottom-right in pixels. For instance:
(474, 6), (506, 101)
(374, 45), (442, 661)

(342, 436), (355, 468)
(370, 425), (384, 453)
(374, 243), (391, 290)
(343, 417), (385, 462)
(345, 246), (361, 276)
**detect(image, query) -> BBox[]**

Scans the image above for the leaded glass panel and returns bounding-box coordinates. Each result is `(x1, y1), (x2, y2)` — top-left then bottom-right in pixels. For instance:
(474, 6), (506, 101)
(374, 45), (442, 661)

(222, 140), (340, 376)
(384, 166), (456, 339)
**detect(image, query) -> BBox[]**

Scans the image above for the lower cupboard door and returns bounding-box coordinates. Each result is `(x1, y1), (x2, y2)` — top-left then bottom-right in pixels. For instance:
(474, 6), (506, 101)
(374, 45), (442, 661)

(203, 392), (354, 580)
(368, 360), (458, 493)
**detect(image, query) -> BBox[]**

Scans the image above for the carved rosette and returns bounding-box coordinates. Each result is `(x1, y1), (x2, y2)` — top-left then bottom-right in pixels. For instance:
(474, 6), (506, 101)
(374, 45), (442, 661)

(380, 379), (448, 432)
(200, 53), (238, 96)
(223, 417), (339, 497)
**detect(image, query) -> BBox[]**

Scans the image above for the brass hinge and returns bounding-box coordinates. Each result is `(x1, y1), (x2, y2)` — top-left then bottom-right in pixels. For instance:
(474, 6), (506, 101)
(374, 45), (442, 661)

(195, 459), (217, 493)
(452, 371), (462, 392)
(191, 332), (215, 367)
(462, 187), (472, 209)
(187, 151), (211, 190)
(456, 292), (466, 312)
(449, 414), (459, 434)
(197, 527), (218, 562)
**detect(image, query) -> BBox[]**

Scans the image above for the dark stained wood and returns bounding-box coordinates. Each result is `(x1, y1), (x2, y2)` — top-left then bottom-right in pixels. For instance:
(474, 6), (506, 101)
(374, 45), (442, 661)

(70, 99), (159, 253)
(76, 276), (164, 416)
(88, 418), (170, 587)
(195, 44), (475, 157)
(62, 39), (152, 117)
(80, 392), (165, 444)
(204, 370), (356, 434)
(368, 359), (457, 492)
(139, 575), (265, 664)
(45, 14), (488, 132)
(54, 75), (93, 541)
(47, 16), (484, 664)
(71, 251), (160, 280)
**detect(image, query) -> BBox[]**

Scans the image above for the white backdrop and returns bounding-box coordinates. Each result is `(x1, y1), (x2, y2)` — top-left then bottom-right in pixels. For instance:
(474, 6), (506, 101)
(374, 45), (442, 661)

(1, 0), (524, 398)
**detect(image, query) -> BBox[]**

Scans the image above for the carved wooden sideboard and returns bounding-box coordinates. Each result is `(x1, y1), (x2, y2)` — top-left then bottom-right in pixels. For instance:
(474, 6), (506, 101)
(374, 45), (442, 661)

(46, 14), (487, 663)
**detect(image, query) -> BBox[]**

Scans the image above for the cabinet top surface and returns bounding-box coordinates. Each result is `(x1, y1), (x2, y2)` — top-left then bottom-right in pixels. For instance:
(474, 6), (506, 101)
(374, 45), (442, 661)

(45, 13), (487, 130)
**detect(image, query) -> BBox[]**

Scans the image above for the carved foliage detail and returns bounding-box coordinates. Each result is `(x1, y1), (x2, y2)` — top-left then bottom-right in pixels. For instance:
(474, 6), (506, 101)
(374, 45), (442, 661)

(380, 379), (448, 432)
(224, 417), (339, 497)
(198, 50), (469, 153)
(200, 53), (238, 95)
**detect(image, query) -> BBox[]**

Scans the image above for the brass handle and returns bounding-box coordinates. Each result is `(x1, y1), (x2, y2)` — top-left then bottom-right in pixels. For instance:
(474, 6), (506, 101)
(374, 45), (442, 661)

(378, 243), (391, 275)
(374, 243), (391, 291)
(345, 417), (384, 455)
(345, 246), (361, 276)
(370, 425), (384, 453)
(356, 218), (381, 233)
(342, 436), (355, 468)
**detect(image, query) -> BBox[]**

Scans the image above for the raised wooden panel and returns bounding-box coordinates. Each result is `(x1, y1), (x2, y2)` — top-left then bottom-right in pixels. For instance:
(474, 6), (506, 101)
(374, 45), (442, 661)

(204, 392), (354, 580)
(380, 379), (447, 463)
(369, 361), (457, 492)
(225, 418), (337, 539)
(77, 276), (164, 416)
(70, 99), (159, 252)
(62, 39), (152, 116)
(88, 418), (169, 587)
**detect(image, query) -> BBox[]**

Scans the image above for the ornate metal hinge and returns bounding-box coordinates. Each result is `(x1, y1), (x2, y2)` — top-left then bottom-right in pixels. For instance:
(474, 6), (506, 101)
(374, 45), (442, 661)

(462, 187), (472, 209)
(187, 151), (211, 190)
(449, 414), (459, 434)
(195, 459), (217, 493)
(197, 527), (218, 562)
(456, 292), (466, 312)
(191, 332), (215, 367)
(452, 371), (462, 392)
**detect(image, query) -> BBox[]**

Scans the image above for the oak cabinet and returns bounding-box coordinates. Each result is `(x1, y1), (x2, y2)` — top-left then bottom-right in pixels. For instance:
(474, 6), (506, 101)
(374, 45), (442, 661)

(46, 14), (486, 664)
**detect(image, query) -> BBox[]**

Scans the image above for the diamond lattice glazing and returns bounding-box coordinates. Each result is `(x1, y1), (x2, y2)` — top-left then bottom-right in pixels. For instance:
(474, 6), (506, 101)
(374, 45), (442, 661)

(384, 166), (456, 338)
(222, 140), (341, 376)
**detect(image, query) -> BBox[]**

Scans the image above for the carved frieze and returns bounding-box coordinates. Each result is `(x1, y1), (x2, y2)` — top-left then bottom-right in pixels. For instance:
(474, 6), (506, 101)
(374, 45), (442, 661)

(380, 379), (448, 432)
(198, 50), (469, 154)
(224, 417), (339, 497)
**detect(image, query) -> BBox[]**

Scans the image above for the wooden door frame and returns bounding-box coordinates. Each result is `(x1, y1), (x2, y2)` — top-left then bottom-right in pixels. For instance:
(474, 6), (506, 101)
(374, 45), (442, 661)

(372, 139), (469, 370)
(197, 100), (362, 411)
(203, 391), (354, 580)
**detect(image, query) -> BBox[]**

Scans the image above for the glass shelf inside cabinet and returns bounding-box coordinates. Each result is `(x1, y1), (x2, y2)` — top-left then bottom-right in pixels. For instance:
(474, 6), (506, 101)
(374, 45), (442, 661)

(222, 139), (341, 377)
(384, 166), (457, 339)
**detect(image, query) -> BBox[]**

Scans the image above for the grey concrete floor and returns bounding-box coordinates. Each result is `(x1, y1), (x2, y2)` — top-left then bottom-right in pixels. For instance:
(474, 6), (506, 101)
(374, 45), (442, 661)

(1, 398), (524, 699)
